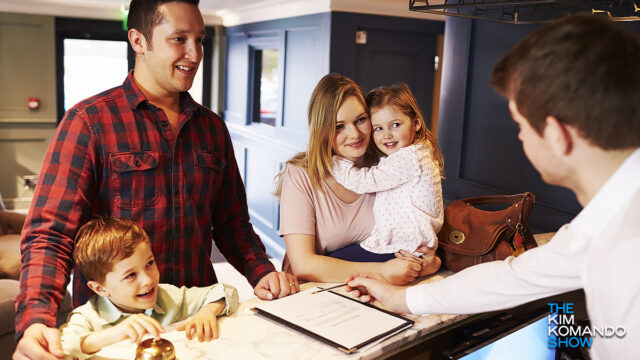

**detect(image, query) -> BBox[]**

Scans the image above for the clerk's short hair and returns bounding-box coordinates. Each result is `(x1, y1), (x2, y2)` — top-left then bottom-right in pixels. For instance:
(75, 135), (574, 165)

(74, 217), (149, 283)
(127, 0), (199, 49)
(490, 15), (640, 150)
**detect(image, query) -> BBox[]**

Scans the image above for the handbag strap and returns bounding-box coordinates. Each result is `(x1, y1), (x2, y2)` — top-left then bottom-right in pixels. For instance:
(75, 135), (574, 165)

(461, 192), (534, 206)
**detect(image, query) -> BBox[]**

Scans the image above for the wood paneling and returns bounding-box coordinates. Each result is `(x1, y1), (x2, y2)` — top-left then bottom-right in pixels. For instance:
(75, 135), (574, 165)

(225, 13), (331, 257)
(0, 13), (56, 123)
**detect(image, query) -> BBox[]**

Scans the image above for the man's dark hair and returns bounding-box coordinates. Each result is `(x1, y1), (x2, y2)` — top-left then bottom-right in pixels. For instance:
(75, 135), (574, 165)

(490, 15), (640, 150)
(127, 0), (199, 49)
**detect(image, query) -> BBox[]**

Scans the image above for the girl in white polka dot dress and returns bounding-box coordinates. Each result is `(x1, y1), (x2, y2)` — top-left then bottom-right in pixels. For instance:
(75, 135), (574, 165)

(330, 83), (444, 273)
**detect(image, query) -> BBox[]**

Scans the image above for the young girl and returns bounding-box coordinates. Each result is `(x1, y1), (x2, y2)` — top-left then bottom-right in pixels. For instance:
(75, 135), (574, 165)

(330, 83), (445, 267)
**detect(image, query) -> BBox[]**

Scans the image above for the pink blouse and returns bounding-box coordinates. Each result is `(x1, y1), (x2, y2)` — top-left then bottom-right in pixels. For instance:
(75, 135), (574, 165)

(278, 165), (375, 254)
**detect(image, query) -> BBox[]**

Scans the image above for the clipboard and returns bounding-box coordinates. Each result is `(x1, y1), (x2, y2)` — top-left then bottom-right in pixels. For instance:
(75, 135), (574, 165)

(253, 287), (414, 354)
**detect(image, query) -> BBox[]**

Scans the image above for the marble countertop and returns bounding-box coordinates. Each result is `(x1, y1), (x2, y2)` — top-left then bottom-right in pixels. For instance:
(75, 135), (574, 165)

(93, 271), (470, 360)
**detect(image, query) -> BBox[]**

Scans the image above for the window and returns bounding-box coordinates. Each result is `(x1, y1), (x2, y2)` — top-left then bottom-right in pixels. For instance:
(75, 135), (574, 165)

(55, 18), (213, 122)
(62, 39), (129, 111)
(249, 42), (281, 127)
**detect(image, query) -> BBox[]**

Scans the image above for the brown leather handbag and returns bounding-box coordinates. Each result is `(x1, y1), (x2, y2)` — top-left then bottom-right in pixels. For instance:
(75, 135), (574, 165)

(437, 192), (538, 272)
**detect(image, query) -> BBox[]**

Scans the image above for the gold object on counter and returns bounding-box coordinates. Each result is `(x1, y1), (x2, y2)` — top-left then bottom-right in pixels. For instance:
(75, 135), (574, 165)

(135, 338), (176, 360)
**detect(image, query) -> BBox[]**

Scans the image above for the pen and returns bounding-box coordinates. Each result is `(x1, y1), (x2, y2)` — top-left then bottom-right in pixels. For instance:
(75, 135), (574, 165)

(311, 283), (347, 294)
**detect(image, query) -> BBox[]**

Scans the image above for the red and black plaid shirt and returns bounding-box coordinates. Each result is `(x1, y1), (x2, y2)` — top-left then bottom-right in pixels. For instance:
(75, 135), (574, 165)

(15, 71), (275, 339)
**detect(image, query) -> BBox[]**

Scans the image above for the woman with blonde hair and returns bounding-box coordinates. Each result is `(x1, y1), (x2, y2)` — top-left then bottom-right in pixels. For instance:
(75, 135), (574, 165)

(330, 83), (444, 276)
(275, 73), (439, 285)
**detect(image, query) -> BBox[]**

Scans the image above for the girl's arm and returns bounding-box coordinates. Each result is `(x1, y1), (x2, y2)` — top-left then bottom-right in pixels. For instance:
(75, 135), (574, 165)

(284, 233), (421, 285)
(331, 148), (419, 194)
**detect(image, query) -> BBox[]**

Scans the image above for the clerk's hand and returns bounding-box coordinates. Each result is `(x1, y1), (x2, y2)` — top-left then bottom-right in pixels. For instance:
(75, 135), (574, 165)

(13, 323), (65, 360)
(254, 271), (299, 299)
(346, 272), (410, 314)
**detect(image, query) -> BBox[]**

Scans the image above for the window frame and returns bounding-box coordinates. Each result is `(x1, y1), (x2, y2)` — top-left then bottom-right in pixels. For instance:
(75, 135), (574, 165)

(247, 35), (282, 133)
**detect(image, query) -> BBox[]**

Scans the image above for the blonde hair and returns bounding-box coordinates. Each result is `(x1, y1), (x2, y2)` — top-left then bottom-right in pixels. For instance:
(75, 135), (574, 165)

(366, 83), (444, 177)
(274, 73), (376, 198)
(74, 217), (150, 283)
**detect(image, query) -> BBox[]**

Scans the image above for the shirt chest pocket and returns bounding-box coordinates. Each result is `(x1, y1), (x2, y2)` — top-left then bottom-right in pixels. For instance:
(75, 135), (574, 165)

(110, 151), (160, 208)
(191, 151), (225, 197)
(195, 151), (225, 171)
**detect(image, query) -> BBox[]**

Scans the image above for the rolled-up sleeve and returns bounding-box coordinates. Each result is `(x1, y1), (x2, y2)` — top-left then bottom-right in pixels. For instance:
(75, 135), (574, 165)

(60, 312), (94, 360)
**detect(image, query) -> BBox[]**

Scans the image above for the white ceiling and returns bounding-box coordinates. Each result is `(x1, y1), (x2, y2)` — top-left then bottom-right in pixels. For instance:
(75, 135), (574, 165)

(0, 0), (443, 26)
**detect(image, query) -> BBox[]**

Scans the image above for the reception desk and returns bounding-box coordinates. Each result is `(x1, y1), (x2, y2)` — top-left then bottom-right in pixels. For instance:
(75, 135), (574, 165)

(93, 271), (478, 360)
(95, 233), (565, 359)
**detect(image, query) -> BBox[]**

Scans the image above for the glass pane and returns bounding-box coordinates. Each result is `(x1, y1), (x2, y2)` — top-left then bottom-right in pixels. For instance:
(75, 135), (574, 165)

(190, 61), (203, 105)
(63, 39), (128, 111)
(258, 49), (279, 126)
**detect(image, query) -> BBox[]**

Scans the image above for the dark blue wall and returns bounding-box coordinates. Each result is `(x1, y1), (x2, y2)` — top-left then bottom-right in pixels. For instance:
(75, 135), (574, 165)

(225, 13), (331, 258)
(225, 12), (444, 258)
(438, 17), (640, 233)
(330, 12), (444, 126)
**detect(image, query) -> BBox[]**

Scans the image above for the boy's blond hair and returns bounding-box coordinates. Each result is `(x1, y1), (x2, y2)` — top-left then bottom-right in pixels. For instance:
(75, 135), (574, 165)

(74, 217), (149, 283)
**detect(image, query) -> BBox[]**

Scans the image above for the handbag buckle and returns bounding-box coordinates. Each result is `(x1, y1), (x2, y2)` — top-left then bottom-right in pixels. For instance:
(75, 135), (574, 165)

(449, 230), (466, 244)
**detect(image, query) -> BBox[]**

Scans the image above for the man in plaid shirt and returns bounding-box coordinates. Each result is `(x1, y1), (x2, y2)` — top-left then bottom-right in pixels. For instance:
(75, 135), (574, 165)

(13, 1), (299, 359)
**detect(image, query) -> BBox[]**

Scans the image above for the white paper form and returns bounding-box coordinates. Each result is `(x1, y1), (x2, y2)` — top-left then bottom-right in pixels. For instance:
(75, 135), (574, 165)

(254, 287), (413, 352)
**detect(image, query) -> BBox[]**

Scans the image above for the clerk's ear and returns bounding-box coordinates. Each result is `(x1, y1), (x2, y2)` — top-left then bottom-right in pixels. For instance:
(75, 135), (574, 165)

(128, 29), (148, 55)
(544, 116), (573, 156)
(87, 280), (109, 297)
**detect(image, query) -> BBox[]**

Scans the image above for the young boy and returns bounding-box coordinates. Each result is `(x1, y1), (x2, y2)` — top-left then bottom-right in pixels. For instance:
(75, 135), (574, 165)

(59, 217), (239, 360)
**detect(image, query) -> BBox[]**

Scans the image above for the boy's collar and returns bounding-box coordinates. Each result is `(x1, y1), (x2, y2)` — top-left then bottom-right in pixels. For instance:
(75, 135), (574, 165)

(96, 294), (165, 324)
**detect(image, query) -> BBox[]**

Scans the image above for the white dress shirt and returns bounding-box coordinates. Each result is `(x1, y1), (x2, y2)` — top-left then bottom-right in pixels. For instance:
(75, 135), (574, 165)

(406, 148), (640, 359)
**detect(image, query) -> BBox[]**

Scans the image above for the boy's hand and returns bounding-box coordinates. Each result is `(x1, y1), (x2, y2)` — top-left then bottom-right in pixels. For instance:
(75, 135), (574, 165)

(176, 301), (225, 342)
(115, 314), (164, 344)
(346, 272), (410, 314)
(81, 314), (164, 354)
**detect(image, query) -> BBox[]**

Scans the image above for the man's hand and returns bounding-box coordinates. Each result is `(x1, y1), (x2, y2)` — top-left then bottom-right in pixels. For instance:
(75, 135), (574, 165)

(13, 323), (64, 360)
(254, 271), (299, 299)
(346, 272), (410, 314)
(176, 301), (224, 342)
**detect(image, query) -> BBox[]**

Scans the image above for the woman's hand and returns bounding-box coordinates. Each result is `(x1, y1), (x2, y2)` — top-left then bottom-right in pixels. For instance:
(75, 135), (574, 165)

(381, 257), (421, 285)
(395, 246), (441, 277)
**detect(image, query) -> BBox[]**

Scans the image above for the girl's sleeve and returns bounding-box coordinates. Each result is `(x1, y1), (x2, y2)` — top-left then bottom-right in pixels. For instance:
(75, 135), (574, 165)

(331, 148), (419, 193)
(411, 145), (444, 240)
